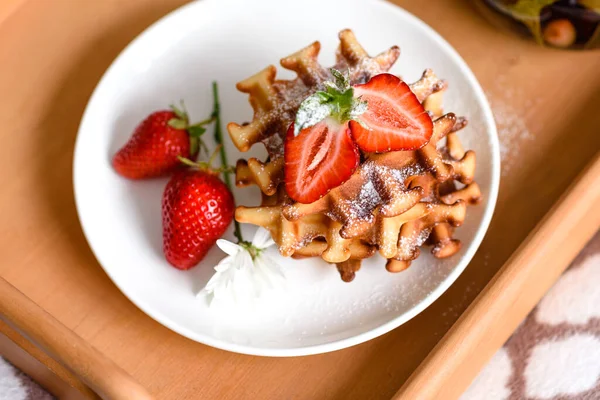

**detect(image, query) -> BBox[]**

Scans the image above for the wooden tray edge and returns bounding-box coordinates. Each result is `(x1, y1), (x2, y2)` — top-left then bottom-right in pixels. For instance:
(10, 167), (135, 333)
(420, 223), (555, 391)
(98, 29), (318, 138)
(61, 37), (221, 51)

(0, 278), (154, 400)
(393, 152), (600, 399)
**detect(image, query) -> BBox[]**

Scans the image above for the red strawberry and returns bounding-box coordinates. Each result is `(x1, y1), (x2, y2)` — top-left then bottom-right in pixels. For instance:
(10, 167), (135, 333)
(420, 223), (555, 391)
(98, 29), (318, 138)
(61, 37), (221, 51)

(162, 169), (234, 270)
(113, 106), (207, 179)
(284, 117), (359, 204)
(350, 73), (433, 152)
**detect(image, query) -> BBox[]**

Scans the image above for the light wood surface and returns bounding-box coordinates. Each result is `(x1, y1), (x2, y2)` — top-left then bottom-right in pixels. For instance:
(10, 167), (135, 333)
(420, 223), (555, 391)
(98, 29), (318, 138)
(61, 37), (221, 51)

(394, 152), (600, 399)
(0, 278), (153, 400)
(0, 0), (598, 399)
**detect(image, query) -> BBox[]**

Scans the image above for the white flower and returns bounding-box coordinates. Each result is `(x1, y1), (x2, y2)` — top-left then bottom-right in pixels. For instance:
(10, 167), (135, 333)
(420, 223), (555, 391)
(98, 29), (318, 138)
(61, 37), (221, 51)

(200, 228), (285, 306)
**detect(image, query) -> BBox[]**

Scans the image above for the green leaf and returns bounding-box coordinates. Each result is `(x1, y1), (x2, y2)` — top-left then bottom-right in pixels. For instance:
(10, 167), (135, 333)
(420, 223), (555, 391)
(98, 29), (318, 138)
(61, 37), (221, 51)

(168, 118), (188, 130)
(293, 69), (368, 136)
(170, 102), (189, 122)
(188, 125), (206, 137)
(336, 88), (354, 113)
(294, 94), (334, 136)
(316, 91), (334, 102)
(330, 68), (349, 90)
(189, 137), (199, 157)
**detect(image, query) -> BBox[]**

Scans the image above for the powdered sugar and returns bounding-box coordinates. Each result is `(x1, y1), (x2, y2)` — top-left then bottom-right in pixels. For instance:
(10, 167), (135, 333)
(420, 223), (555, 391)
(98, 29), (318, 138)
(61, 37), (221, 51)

(357, 180), (381, 211)
(336, 182), (380, 224)
(390, 163), (425, 184)
(340, 161), (425, 223)
(252, 42), (400, 158)
(486, 80), (536, 176)
(398, 228), (432, 257)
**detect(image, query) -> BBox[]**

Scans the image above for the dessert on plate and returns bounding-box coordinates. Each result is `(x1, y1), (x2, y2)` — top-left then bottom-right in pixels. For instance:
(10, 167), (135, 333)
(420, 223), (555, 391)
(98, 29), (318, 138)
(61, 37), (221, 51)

(230, 29), (482, 282)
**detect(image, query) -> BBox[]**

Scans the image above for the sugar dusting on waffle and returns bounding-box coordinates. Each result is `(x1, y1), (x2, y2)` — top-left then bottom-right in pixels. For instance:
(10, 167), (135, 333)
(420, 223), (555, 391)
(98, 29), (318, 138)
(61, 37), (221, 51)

(231, 30), (482, 281)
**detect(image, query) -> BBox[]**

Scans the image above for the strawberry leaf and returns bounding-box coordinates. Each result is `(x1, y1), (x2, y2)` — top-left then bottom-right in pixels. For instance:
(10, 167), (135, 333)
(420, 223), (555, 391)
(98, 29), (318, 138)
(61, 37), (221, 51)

(170, 102), (189, 122)
(332, 88), (354, 119)
(168, 118), (188, 130)
(317, 91), (335, 102)
(330, 68), (350, 90)
(294, 94), (334, 136)
(189, 137), (199, 157)
(188, 125), (206, 137)
(293, 68), (367, 136)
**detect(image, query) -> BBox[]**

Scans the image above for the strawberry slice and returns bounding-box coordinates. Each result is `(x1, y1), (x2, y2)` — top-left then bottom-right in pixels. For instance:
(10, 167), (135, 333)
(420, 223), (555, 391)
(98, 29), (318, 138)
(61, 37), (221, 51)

(349, 73), (433, 152)
(285, 117), (359, 204)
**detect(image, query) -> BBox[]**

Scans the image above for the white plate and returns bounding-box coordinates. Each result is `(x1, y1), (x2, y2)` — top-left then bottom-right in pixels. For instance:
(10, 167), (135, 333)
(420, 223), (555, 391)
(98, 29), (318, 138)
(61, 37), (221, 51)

(74, 0), (500, 356)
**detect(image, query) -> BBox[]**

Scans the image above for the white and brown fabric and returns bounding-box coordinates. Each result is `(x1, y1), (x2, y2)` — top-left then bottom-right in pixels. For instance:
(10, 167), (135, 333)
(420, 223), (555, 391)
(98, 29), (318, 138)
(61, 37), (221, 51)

(0, 358), (53, 400)
(463, 232), (600, 400)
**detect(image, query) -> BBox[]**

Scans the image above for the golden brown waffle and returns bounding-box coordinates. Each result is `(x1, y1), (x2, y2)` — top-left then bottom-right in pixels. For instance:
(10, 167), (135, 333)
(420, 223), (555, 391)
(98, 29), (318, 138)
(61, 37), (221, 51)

(230, 30), (482, 281)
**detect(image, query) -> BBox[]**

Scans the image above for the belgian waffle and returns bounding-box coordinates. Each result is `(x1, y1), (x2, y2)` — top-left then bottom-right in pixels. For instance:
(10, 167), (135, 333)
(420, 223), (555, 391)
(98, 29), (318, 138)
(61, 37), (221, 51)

(229, 30), (481, 281)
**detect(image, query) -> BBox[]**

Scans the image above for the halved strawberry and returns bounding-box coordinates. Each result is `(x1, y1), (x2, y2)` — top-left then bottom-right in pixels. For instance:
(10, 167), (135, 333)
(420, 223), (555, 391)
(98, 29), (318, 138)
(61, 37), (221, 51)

(284, 117), (359, 204)
(349, 73), (433, 153)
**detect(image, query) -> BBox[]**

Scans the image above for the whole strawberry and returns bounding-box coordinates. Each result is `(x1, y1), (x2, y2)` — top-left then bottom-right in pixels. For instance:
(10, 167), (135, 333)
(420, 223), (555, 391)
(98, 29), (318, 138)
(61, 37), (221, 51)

(162, 168), (234, 270)
(113, 104), (209, 179)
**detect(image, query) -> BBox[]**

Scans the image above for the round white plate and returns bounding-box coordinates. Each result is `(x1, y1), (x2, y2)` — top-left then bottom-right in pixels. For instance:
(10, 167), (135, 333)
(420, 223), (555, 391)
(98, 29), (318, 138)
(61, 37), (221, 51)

(74, 0), (500, 356)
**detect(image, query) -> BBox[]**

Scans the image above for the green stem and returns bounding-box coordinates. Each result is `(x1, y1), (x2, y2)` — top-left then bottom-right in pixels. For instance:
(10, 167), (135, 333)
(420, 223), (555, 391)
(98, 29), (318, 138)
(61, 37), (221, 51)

(212, 81), (245, 244)
(177, 155), (199, 168)
(189, 116), (216, 128)
(209, 144), (222, 166)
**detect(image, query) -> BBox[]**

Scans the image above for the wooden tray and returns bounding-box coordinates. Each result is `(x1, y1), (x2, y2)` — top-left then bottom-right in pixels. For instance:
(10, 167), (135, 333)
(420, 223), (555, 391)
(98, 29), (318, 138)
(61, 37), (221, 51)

(0, 0), (599, 398)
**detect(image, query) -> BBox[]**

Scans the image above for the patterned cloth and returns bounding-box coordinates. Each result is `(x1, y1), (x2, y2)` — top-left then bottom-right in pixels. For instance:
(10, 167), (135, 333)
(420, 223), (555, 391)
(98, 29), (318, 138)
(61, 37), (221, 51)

(463, 232), (600, 400)
(0, 234), (598, 399)
(0, 358), (53, 400)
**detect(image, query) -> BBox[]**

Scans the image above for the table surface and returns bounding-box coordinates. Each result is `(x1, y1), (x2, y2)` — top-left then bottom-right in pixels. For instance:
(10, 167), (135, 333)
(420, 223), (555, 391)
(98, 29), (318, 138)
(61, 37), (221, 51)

(0, 0), (599, 399)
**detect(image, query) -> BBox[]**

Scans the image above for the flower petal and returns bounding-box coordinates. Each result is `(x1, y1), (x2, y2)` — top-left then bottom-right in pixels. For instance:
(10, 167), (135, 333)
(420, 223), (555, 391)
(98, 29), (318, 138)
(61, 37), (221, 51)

(251, 227), (276, 249)
(216, 239), (243, 256)
(252, 257), (275, 290)
(255, 254), (286, 291)
(238, 250), (254, 272)
(213, 255), (235, 273)
(204, 257), (236, 292)
(259, 253), (286, 279)
(200, 238), (287, 307)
